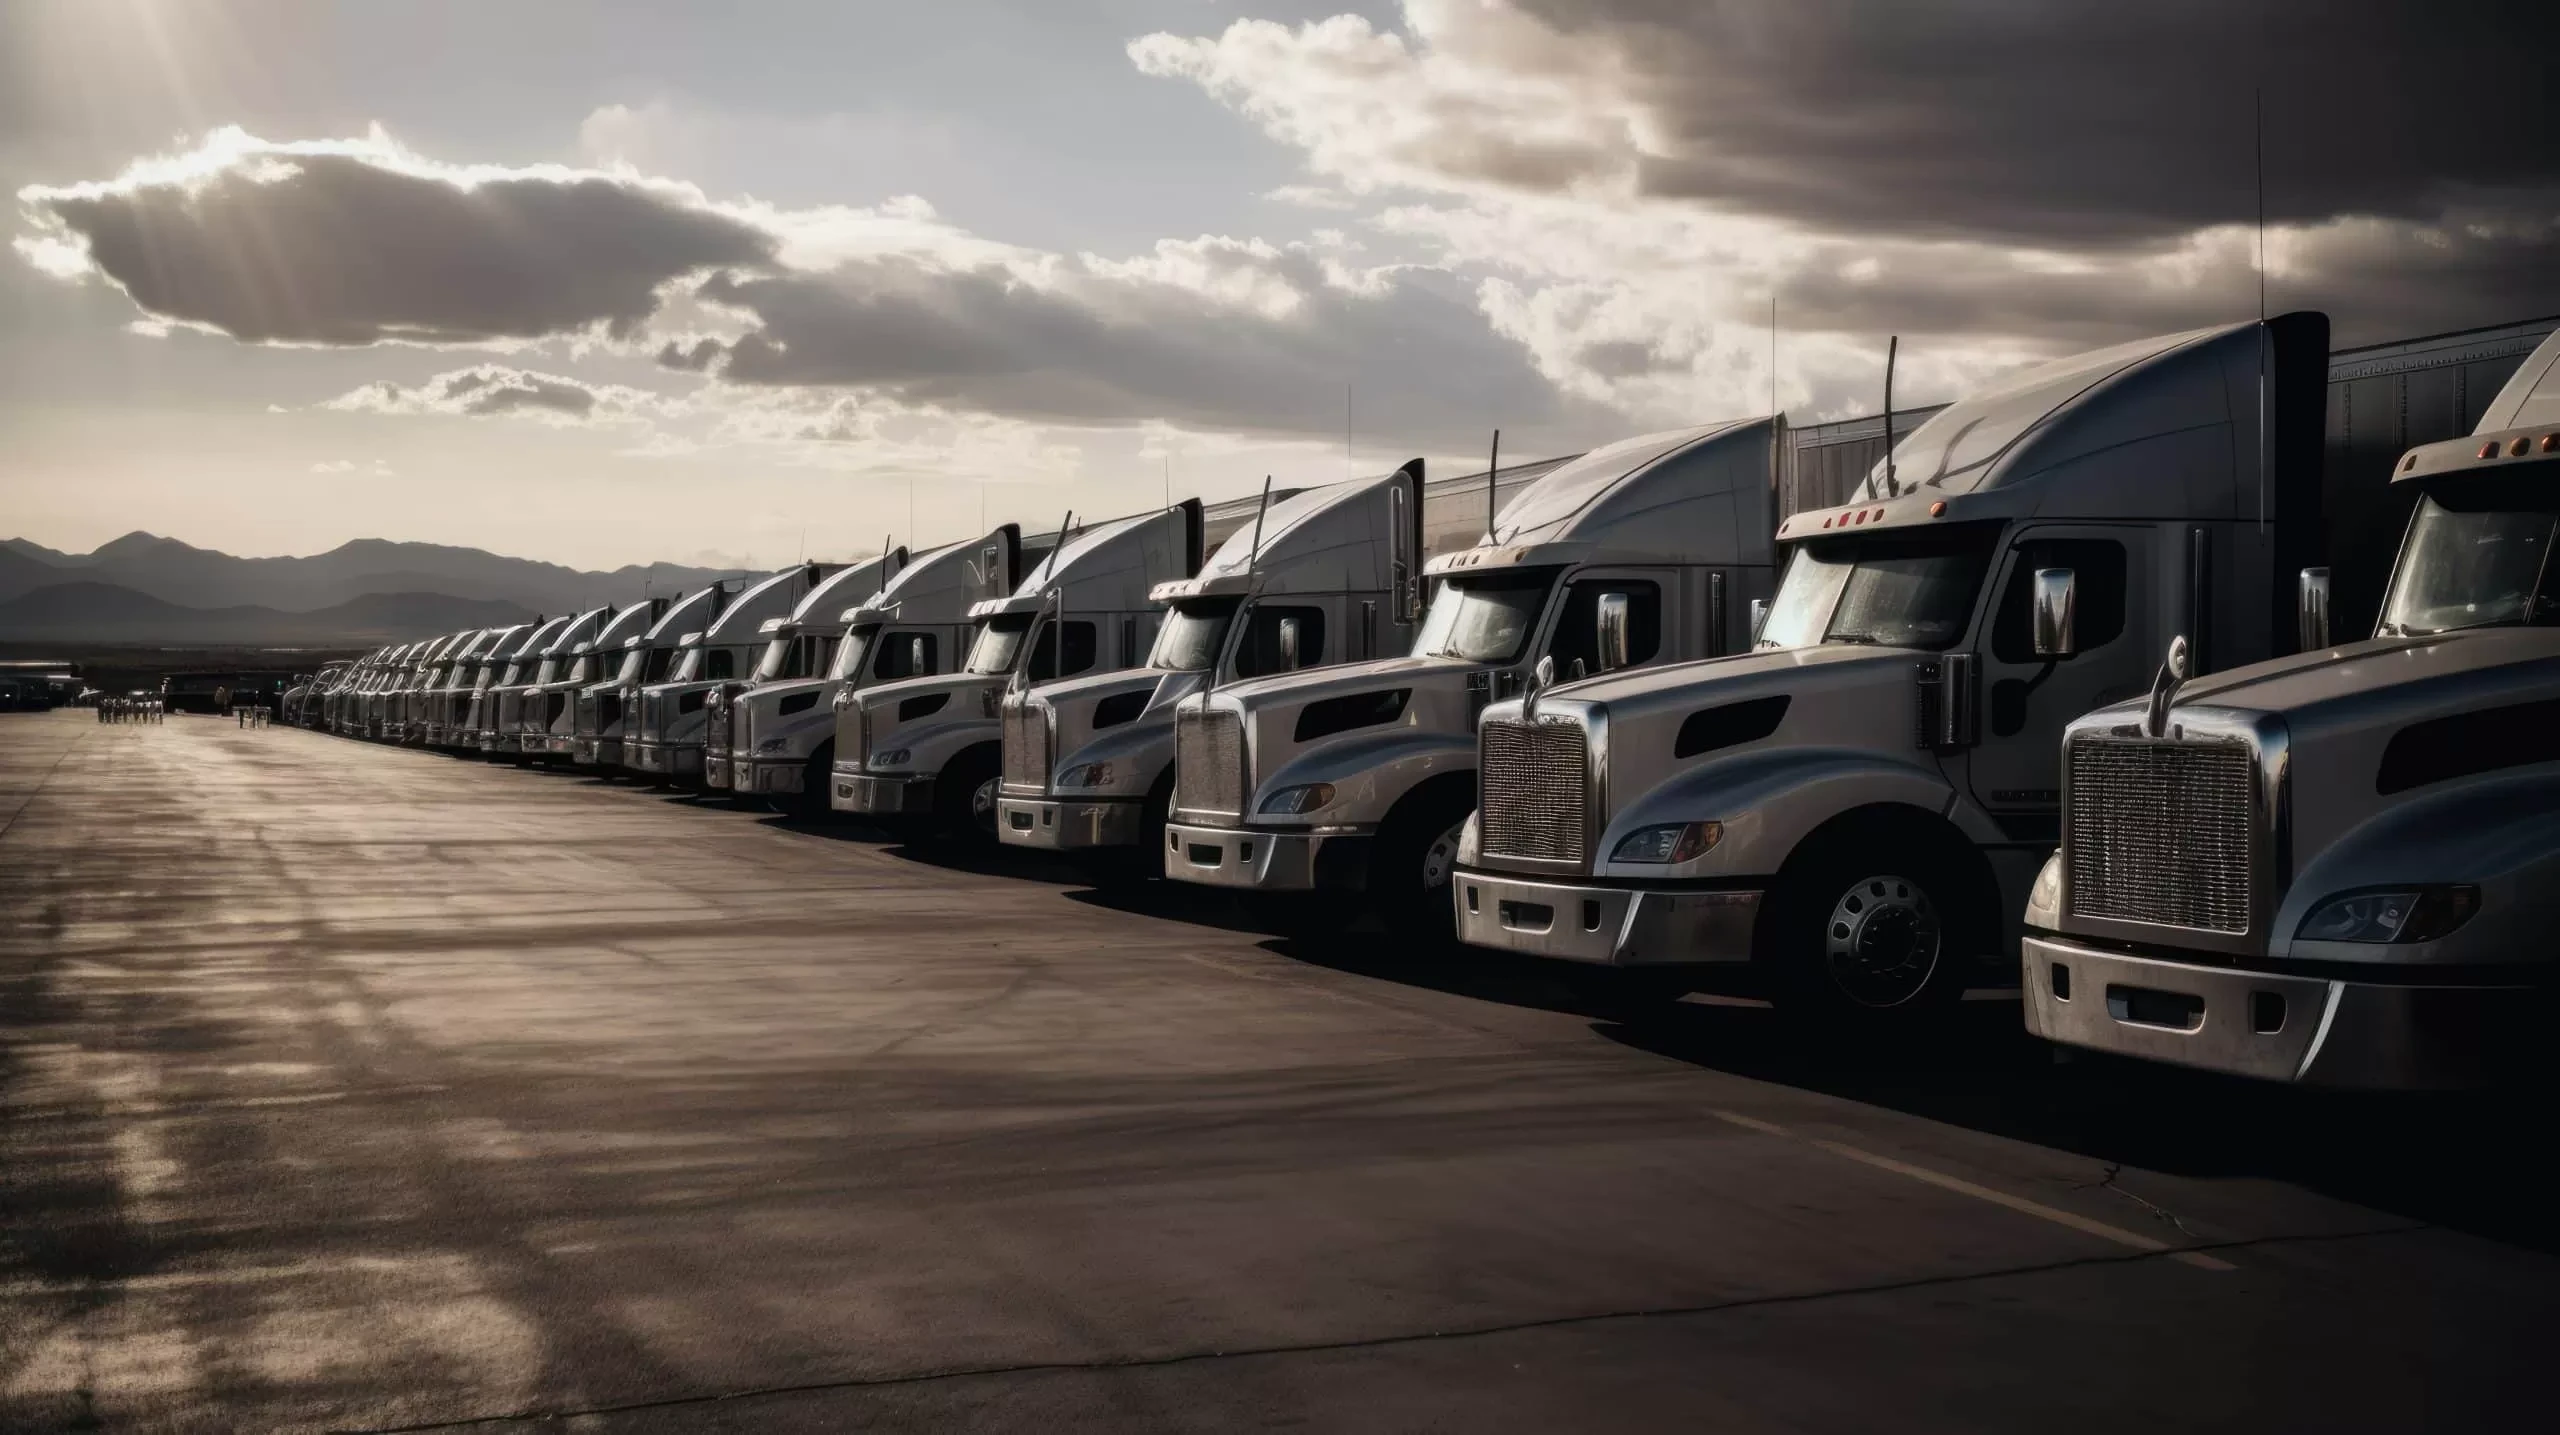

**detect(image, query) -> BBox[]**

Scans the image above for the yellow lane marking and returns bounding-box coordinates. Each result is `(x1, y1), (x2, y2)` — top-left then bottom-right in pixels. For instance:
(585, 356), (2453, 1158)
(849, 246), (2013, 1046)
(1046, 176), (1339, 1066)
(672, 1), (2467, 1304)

(1711, 1109), (2236, 1271)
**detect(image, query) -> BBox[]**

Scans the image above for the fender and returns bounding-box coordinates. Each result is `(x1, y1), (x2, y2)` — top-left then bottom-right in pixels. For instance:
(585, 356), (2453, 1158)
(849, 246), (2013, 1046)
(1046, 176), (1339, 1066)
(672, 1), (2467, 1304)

(1051, 713), (1178, 800)
(2275, 767), (2560, 969)
(1259, 724), (1476, 826)
(1599, 745), (2000, 880)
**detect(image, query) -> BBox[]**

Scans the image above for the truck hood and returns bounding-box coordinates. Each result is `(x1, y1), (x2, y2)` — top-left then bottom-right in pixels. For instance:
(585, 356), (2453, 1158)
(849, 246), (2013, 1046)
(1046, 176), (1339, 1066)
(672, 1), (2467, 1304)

(853, 671), (1004, 762)
(1018, 668), (1185, 790)
(1538, 641), (1912, 720)
(1208, 652), (1476, 712)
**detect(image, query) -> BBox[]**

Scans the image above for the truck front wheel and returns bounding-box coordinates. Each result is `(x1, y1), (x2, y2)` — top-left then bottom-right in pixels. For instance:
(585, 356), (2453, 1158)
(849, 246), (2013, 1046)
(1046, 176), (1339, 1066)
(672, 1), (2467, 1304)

(931, 747), (1002, 847)
(1369, 783), (1474, 945)
(1763, 831), (1970, 1022)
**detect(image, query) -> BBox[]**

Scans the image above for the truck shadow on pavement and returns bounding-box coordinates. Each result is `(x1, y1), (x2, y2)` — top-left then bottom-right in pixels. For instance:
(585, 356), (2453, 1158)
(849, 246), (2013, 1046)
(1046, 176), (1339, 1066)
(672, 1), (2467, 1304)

(1250, 927), (2559, 1260)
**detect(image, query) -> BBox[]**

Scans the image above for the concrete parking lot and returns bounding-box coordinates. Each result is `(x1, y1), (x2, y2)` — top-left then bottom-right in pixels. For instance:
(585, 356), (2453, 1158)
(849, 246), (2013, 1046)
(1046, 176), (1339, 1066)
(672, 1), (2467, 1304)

(1, 708), (2549, 1431)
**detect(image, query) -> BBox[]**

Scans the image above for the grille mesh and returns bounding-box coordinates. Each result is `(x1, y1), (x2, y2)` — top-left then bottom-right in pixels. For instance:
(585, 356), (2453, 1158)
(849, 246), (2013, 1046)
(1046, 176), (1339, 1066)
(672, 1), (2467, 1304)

(1003, 703), (1050, 789)
(1174, 709), (1246, 817)
(2066, 737), (2256, 933)
(1479, 718), (1589, 863)
(704, 698), (732, 755)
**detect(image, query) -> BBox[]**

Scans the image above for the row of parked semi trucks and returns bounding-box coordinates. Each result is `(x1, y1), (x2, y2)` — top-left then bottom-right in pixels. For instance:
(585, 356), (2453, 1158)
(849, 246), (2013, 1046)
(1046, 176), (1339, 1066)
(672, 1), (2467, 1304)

(287, 314), (2560, 1092)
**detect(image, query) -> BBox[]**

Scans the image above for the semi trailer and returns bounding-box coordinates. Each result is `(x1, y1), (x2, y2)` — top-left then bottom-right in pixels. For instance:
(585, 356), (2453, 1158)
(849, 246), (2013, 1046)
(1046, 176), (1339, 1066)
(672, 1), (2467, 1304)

(1447, 315), (2348, 1016)
(1160, 419), (1785, 937)
(833, 503), (1208, 842)
(2022, 329), (2560, 1086)
(704, 549), (906, 797)
(629, 566), (829, 785)
(996, 462), (1425, 867)
(538, 598), (665, 759)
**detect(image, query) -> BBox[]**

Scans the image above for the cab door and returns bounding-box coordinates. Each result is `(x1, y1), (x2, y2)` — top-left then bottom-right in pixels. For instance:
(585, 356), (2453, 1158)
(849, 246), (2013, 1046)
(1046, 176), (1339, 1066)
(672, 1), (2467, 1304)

(1958, 525), (2160, 823)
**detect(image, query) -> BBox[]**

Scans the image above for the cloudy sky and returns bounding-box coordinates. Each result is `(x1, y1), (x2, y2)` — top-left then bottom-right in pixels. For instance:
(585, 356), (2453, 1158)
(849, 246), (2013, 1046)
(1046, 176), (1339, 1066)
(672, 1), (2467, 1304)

(6, 0), (2554, 570)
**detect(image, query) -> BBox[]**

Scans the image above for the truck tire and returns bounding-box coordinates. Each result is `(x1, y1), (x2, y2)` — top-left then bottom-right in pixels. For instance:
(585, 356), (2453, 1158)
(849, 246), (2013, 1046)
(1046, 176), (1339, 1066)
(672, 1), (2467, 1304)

(1080, 780), (1172, 889)
(1369, 783), (1474, 946)
(769, 742), (835, 821)
(1761, 824), (1971, 1024)
(932, 746), (1003, 847)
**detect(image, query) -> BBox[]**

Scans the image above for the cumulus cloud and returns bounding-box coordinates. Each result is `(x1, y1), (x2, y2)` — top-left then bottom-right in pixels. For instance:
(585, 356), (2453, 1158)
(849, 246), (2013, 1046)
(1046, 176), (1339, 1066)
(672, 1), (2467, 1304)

(310, 458), (394, 477)
(322, 365), (673, 424)
(15, 126), (773, 345)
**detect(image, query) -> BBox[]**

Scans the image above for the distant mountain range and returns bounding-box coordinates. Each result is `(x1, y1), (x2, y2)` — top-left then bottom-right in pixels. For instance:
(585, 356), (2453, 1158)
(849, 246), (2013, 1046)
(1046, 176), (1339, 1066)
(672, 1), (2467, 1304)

(0, 582), (543, 645)
(0, 532), (757, 645)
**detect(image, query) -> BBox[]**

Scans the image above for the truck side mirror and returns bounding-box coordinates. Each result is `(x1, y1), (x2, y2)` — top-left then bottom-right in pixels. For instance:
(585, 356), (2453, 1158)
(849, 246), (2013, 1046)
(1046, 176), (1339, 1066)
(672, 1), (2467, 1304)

(910, 635), (930, 674)
(1276, 616), (1304, 671)
(1595, 592), (1632, 672)
(2032, 568), (2078, 659)
(2297, 567), (2331, 650)
(1748, 598), (1770, 643)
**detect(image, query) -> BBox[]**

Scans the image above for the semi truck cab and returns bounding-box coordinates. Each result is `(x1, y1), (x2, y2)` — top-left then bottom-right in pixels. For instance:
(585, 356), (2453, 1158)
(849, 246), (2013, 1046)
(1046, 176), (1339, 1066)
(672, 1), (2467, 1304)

(835, 503), (1202, 841)
(498, 608), (608, 760)
(706, 549), (905, 799)
(2025, 332), (2560, 1086)
(997, 463), (1424, 863)
(461, 620), (553, 754)
(1449, 315), (2336, 1016)
(474, 614), (573, 756)
(630, 566), (824, 784)
(549, 598), (666, 759)
(1160, 419), (1783, 937)
(424, 627), (512, 748)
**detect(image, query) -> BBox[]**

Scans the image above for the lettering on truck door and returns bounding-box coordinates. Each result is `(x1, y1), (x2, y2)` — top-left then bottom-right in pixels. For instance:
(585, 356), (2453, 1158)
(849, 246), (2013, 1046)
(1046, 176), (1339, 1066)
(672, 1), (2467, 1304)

(1958, 527), (2159, 824)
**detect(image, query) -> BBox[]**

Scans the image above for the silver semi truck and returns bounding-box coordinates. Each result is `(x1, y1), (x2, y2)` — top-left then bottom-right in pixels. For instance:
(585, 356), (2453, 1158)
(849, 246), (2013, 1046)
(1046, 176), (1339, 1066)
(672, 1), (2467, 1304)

(1161, 419), (1785, 937)
(387, 636), (451, 743)
(489, 607), (607, 760)
(996, 463), (1424, 866)
(470, 614), (574, 756)
(704, 549), (906, 797)
(424, 627), (516, 748)
(575, 586), (724, 773)
(834, 503), (1207, 842)
(539, 598), (666, 760)
(1449, 315), (2341, 1016)
(2022, 331), (2560, 1087)
(629, 566), (825, 785)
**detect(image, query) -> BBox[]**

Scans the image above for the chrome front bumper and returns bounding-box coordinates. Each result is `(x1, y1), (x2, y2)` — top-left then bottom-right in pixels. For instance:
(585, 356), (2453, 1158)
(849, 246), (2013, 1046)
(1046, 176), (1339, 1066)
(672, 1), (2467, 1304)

(1451, 868), (1761, 967)
(2022, 933), (2539, 1089)
(1159, 821), (1355, 890)
(833, 769), (933, 815)
(704, 750), (734, 789)
(998, 794), (1141, 850)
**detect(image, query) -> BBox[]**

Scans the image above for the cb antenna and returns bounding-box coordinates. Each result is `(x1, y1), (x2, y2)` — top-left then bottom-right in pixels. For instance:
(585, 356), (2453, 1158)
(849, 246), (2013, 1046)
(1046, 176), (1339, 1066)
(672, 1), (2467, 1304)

(1211, 475), (1276, 697)
(1882, 335), (1899, 498)
(1485, 429), (1501, 545)
(2255, 83), (2269, 536)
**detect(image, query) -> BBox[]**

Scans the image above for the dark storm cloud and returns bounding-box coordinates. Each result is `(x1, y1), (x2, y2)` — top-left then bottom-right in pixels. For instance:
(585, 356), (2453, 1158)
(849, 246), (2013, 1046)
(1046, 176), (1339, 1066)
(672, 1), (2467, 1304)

(1508, 0), (2560, 247)
(674, 243), (1593, 446)
(19, 133), (774, 344)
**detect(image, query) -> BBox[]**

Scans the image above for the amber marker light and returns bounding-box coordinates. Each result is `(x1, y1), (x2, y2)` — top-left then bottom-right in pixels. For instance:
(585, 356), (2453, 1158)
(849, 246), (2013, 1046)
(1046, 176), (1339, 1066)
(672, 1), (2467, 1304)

(1928, 500), (1946, 517)
(2480, 441), (2501, 459)
(2512, 437), (2533, 457)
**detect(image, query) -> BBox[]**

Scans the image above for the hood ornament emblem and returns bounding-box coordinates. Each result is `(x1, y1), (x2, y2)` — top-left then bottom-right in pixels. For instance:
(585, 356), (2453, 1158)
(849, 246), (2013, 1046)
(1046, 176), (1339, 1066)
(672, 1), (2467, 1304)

(2142, 635), (2190, 738)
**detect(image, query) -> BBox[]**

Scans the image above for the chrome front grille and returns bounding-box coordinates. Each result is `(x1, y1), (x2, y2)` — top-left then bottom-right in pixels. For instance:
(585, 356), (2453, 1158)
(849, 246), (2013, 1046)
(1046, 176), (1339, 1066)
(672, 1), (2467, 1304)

(2066, 736), (2257, 934)
(705, 698), (732, 755)
(1003, 703), (1051, 790)
(1174, 708), (1246, 818)
(1478, 718), (1591, 863)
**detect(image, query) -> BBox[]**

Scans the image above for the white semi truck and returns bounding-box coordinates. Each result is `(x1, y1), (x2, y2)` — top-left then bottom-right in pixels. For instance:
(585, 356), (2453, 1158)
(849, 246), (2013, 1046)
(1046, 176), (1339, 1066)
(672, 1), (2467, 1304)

(2023, 330), (2560, 1086)
(574, 585), (725, 773)
(629, 566), (826, 785)
(535, 598), (665, 760)
(469, 614), (573, 756)
(833, 503), (1207, 842)
(724, 540), (1035, 815)
(704, 549), (906, 798)
(1447, 315), (2343, 1016)
(996, 463), (1425, 868)
(385, 636), (450, 743)
(425, 625), (520, 749)
(1161, 420), (1785, 937)
(487, 607), (607, 759)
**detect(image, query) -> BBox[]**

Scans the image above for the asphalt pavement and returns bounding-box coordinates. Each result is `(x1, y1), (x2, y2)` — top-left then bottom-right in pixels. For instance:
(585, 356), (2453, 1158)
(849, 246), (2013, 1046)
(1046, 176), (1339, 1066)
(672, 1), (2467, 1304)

(1, 709), (2548, 1432)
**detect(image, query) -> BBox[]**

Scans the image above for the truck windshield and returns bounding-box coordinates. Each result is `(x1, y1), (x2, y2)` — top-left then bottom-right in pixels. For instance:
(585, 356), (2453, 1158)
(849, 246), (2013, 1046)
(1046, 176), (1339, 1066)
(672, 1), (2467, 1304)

(641, 646), (676, 683)
(831, 625), (877, 682)
(1761, 527), (1998, 651)
(1149, 597), (1241, 671)
(967, 614), (1034, 674)
(668, 646), (704, 684)
(2378, 482), (2559, 636)
(1416, 570), (1557, 663)
(754, 634), (795, 681)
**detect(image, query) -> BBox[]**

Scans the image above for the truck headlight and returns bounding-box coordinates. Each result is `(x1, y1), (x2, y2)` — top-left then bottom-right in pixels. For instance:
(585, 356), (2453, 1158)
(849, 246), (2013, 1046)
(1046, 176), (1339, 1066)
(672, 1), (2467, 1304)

(2025, 853), (2062, 929)
(1059, 761), (1114, 788)
(872, 748), (910, 768)
(1610, 822), (1722, 864)
(2297, 886), (2478, 944)
(1259, 783), (1336, 815)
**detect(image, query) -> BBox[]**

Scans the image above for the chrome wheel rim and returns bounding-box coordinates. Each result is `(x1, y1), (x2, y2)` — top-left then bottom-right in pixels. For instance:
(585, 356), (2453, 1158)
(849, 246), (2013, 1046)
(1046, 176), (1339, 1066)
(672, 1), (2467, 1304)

(1821, 874), (1941, 1008)
(1420, 821), (1463, 890)
(971, 775), (1001, 830)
